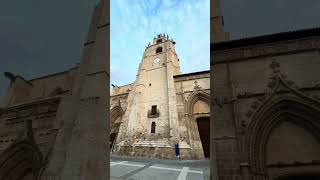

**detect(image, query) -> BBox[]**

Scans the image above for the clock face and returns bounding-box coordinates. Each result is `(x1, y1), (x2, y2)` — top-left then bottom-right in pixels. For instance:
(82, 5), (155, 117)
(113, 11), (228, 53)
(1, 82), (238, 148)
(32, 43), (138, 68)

(153, 58), (160, 64)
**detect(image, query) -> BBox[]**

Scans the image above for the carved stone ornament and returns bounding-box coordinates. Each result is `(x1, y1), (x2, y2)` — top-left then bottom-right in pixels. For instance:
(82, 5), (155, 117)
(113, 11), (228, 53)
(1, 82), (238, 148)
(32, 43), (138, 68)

(242, 60), (320, 176)
(185, 90), (210, 115)
(244, 60), (320, 127)
(194, 80), (201, 90)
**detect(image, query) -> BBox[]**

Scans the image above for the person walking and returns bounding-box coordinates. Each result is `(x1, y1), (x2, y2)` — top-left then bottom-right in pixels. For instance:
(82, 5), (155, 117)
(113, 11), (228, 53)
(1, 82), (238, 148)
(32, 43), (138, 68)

(175, 143), (180, 160)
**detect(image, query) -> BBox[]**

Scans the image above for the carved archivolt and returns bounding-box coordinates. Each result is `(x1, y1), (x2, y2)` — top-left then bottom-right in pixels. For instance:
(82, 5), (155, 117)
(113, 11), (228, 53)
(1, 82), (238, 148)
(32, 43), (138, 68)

(0, 141), (43, 180)
(244, 61), (320, 178)
(246, 97), (320, 177)
(110, 105), (123, 121)
(110, 105), (124, 134)
(243, 60), (320, 127)
(0, 121), (43, 180)
(186, 89), (210, 116)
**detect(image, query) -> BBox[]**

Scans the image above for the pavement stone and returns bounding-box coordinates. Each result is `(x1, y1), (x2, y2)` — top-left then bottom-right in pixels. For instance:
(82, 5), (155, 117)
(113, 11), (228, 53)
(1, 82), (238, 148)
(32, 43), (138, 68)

(110, 154), (210, 180)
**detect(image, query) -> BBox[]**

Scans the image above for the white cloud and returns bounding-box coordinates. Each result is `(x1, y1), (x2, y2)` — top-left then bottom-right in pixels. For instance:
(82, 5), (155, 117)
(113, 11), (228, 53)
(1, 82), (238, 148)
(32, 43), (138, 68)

(111, 0), (210, 86)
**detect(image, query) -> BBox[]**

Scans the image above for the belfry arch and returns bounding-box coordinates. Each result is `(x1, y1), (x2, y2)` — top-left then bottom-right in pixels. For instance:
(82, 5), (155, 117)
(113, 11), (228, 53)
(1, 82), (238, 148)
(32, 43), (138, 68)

(246, 96), (320, 179)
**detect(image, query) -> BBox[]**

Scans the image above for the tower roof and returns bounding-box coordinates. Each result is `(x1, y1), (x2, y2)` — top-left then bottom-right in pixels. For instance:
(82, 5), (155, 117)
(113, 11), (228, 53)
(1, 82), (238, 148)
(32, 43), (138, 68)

(149, 33), (175, 46)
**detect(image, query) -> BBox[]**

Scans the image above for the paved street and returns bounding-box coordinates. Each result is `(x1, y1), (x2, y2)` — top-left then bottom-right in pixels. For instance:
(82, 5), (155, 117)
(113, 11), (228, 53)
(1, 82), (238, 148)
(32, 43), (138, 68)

(110, 155), (210, 180)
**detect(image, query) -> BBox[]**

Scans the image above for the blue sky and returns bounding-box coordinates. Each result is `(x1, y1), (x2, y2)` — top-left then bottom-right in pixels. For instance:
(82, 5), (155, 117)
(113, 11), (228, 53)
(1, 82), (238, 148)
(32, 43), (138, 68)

(0, 0), (96, 100)
(110, 0), (210, 87)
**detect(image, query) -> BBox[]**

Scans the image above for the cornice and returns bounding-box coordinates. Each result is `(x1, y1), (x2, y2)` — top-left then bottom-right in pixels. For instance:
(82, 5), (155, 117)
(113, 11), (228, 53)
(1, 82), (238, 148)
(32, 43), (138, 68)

(237, 86), (320, 100)
(1, 96), (61, 111)
(211, 37), (320, 65)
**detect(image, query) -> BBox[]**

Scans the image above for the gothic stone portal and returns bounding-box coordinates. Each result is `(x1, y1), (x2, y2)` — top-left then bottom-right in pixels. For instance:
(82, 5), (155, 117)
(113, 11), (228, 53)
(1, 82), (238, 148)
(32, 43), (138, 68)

(211, 28), (320, 178)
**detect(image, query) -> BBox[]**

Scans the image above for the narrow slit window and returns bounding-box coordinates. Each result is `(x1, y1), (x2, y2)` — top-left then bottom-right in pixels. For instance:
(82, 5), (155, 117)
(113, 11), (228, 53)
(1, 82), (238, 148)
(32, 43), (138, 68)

(151, 122), (156, 133)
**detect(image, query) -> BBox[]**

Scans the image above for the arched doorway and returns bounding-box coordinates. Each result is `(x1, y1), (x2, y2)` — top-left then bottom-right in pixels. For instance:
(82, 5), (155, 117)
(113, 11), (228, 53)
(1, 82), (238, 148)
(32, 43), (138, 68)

(110, 105), (123, 152)
(110, 132), (117, 150)
(0, 141), (43, 180)
(0, 120), (42, 180)
(247, 97), (320, 179)
(186, 90), (210, 159)
(196, 117), (210, 158)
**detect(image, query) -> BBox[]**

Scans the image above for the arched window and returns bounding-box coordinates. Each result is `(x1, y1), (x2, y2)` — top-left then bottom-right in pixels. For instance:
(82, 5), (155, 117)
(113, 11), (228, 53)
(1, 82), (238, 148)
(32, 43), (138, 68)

(151, 122), (156, 133)
(156, 47), (162, 54)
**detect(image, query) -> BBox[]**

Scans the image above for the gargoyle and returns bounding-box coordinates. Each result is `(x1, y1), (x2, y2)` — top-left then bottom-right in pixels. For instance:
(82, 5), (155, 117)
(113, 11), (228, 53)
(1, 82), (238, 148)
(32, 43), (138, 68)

(4, 72), (16, 82)
(111, 84), (119, 88)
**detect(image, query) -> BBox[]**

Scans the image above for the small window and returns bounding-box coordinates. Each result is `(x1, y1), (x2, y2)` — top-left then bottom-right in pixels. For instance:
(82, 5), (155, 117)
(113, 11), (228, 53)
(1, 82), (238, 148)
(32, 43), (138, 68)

(156, 39), (162, 44)
(151, 105), (157, 115)
(151, 122), (156, 133)
(149, 83), (151, 87)
(156, 47), (162, 53)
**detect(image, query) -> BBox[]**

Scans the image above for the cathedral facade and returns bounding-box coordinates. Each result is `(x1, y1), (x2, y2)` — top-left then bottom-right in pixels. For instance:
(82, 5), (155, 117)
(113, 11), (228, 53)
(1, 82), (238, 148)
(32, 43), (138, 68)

(110, 34), (210, 160)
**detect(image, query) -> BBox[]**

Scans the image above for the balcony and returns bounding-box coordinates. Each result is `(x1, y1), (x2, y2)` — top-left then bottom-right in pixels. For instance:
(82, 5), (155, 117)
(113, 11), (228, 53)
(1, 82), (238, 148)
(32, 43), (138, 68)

(147, 109), (160, 118)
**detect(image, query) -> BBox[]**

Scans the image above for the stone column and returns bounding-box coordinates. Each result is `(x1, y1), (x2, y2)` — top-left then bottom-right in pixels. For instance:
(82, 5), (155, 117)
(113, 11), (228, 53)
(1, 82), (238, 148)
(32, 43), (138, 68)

(211, 1), (223, 179)
(40, 0), (109, 179)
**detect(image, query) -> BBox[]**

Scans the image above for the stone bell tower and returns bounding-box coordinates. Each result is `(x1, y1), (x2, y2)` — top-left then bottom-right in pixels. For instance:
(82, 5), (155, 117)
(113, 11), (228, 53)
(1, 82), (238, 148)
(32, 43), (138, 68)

(114, 34), (181, 159)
